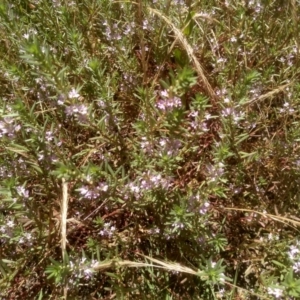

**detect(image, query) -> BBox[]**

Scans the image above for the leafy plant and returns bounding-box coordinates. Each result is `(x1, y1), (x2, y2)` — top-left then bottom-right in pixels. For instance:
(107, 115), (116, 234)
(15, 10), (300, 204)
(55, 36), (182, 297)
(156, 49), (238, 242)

(1, 0), (300, 299)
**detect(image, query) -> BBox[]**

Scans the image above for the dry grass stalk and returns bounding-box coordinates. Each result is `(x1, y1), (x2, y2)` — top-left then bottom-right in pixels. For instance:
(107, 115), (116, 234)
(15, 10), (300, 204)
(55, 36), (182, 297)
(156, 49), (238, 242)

(224, 207), (300, 230)
(193, 12), (221, 26)
(61, 178), (68, 259)
(243, 82), (293, 105)
(92, 259), (159, 271)
(141, 255), (199, 276)
(91, 255), (268, 299)
(61, 178), (68, 299)
(148, 7), (216, 101)
(141, 255), (269, 299)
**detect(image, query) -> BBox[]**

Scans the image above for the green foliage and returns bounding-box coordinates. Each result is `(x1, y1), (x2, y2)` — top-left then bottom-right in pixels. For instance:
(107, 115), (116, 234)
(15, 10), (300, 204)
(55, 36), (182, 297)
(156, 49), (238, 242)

(282, 270), (300, 297)
(1, 0), (300, 299)
(199, 258), (231, 285)
(45, 258), (71, 285)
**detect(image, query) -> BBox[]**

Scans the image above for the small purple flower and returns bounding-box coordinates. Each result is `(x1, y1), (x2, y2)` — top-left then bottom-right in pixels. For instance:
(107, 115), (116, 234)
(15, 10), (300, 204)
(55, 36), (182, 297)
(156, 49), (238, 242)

(65, 104), (88, 116)
(280, 102), (295, 114)
(45, 131), (54, 141)
(156, 89), (182, 112)
(159, 138), (181, 156)
(6, 220), (15, 228)
(140, 137), (154, 154)
(97, 99), (107, 109)
(99, 222), (116, 237)
(201, 122), (209, 132)
(267, 287), (283, 298)
(199, 202), (210, 214)
(204, 113), (212, 120)
(124, 24), (133, 35)
(188, 111), (198, 118)
(161, 90), (169, 98)
(65, 104), (89, 123)
(68, 88), (80, 99)
(293, 261), (300, 273)
(221, 108), (234, 117)
(288, 245), (300, 260)
(98, 182), (108, 192)
(0, 118), (21, 138)
(150, 227), (160, 234)
(78, 182), (108, 200)
(206, 162), (225, 181)
(16, 186), (29, 198)
(128, 182), (140, 194)
(172, 222), (185, 230)
(78, 186), (99, 200)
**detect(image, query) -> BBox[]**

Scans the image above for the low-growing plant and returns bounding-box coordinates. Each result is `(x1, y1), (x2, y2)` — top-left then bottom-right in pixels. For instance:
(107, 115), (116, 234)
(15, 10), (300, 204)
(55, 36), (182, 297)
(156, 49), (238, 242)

(1, 0), (300, 299)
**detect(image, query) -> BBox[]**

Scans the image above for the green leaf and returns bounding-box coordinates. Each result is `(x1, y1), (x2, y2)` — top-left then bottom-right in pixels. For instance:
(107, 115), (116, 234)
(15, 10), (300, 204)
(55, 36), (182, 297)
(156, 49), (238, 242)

(105, 161), (115, 178)
(37, 290), (43, 300)
(183, 10), (196, 37)
(235, 133), (249, 145)
(245, 70), (261, 84)
(5, 145), (30, 158)
(173, 49), (189, 67)
(28, 161), (43, 174)
(272, 260), (287, 269)
(239, 151), (257, 159)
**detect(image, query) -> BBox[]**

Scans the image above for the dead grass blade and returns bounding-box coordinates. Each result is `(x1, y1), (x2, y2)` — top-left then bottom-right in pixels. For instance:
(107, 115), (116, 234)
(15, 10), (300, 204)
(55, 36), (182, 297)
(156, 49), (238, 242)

(141, 255), (199, 276)
(61, 178), (68, 260)
(61, 178), (68, 299)
(90, 255), (269, 299)
(224, 207), (300, 231)
(92, 259), (160, 271)
(193, 12), (221, 26)
(148, 7), (216, 102)
(243, 82), (293, 105)
(141, 255), (269, 299)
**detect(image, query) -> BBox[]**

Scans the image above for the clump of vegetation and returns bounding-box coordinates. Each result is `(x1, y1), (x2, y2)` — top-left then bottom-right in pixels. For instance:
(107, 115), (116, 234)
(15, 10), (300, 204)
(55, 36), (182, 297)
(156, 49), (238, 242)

(1, 0), (300, 299)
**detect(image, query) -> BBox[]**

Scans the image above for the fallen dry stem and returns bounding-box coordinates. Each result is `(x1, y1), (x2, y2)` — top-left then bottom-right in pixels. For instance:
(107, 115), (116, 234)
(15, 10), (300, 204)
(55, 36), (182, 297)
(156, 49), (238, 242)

(61, 178), (68, 299)
(91, 255), (269, 299)
(224, 207), (300, 231)
(243, 82), (293, 106)
(148, 7), (216, 101)
(61, 178), (68, 259)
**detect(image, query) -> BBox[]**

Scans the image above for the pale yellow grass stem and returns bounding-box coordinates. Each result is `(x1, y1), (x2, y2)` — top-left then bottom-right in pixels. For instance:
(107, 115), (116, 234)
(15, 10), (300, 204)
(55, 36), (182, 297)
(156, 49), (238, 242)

(148, 8), (216, 101)
(61, 178), (68, 299)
